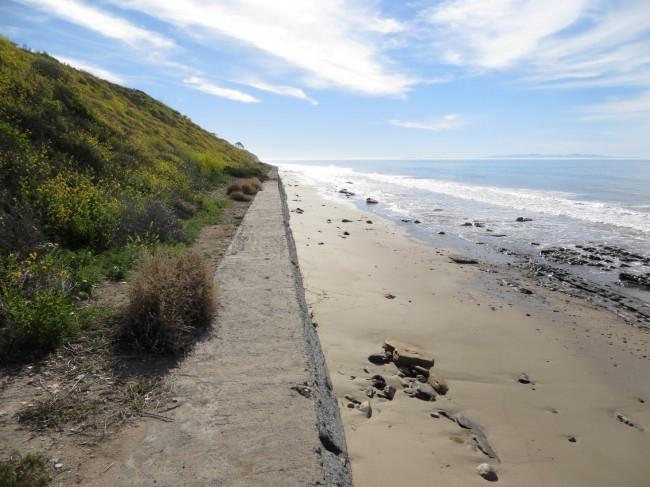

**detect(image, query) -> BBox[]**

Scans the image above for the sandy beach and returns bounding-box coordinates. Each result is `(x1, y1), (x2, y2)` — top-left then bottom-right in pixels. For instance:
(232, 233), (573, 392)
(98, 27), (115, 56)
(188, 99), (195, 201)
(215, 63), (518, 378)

(282, 171), (650, 486)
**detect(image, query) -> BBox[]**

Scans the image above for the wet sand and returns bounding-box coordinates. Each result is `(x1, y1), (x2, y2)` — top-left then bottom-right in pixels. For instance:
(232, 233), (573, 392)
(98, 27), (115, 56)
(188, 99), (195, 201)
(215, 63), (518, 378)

(282, 172), (650, 487)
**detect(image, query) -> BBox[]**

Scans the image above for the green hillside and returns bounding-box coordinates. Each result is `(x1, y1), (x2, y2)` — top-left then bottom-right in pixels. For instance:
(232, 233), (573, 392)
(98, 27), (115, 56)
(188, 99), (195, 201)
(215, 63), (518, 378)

(0, 37), (265, 361)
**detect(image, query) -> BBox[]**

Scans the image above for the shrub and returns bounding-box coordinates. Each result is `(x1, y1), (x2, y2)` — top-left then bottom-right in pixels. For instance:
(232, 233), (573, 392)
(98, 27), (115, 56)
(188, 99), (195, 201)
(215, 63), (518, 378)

(226, 178), (262, 196)
(33, 173), (121, 249)
(118, 201), (185, 244)
(123, 250), (215, 354)
(224, 165), (264, 179)
(0, 288), (77, 363)
(0, 452), (51, 487)
(228, 191), (252, 202)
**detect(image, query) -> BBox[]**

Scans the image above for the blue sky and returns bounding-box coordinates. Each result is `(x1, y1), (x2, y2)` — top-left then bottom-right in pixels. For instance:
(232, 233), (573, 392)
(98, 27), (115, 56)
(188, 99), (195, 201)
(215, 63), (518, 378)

(2, 0), (649, 159)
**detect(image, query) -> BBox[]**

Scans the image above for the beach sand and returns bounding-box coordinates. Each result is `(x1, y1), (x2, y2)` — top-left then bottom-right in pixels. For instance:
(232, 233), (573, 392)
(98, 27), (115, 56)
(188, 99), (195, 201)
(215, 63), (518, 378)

(282, 172), (650, 487)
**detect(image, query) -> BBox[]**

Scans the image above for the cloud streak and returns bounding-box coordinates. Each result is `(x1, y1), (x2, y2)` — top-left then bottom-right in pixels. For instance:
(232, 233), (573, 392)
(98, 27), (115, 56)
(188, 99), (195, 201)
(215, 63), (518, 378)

(184, 76), (259, 104)
(242, 80), (318, 105)
(108, 0), (413, 95)
(18, 0), (175, 49)
(389, 114), (465, 131)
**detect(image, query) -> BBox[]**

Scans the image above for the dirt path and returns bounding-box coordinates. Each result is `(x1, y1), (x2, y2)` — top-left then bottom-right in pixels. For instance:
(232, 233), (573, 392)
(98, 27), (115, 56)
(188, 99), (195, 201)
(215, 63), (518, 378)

(65, 169), (352, 486)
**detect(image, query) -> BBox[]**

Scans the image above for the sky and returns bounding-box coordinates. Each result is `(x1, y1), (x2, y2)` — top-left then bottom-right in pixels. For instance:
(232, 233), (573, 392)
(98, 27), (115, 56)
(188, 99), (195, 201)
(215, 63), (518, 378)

(1, 0), (649, 160)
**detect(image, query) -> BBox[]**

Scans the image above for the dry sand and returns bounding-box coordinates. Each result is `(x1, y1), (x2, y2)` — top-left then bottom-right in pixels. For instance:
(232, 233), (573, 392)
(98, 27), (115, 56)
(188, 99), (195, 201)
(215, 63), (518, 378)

(281, 171), (650, 487)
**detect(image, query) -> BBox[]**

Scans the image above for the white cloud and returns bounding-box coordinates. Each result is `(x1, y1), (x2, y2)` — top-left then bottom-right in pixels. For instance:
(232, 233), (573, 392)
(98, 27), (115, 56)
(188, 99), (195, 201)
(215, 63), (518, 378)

(425, 0), (589, 68)
(423, 0), (650, 117)
(242, 80), (318, 105)
(184, 76), (259, 103)
(53, 55), (125, 84)
(581, 91), (650, 120)
(108, 0), (413, 95)
(18, 0), (174, 49)
(389, 114), (465, 131)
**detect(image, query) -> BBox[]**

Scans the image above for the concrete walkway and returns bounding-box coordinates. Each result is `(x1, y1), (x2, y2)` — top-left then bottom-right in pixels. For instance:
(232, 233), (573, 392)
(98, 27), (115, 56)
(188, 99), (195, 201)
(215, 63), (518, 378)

(81, 169), (351, 486)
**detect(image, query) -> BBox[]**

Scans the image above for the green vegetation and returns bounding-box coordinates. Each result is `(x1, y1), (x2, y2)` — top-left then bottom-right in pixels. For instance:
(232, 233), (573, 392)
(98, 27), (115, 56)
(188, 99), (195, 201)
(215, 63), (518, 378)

(0, 453), (51, 487)
(0, 37), (266, 363)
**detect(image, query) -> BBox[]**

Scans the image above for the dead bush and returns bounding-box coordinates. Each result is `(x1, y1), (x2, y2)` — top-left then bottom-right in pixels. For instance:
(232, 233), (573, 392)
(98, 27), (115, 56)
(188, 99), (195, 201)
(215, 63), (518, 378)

(228, 191), (252, 202)
(226, 178), (263, 196)
(123, 250), (215, 354)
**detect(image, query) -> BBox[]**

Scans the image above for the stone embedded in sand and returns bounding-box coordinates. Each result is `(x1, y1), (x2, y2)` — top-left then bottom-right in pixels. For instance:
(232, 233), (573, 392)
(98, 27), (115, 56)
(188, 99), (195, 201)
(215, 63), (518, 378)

(344, 394), (361, 405)
(370, 374), (386, 389)
(382, 385), (396, 401)
(366, 197), (378, 204)
(368, 353), (391, 365)
(358, 401), (372, 418)
(474, 431), (499, 460)
(384, 338), (435, 369)
(412, 365), (430, 377)
(414, 383), (437, 401)
(449, 254), (479, 264)
(615, 412), (644, 431)
(517, 373), (532, 384)
(476, 463), (498, 482)
(427, 372), (449, 395)
(456, 415), (478, 430)
(342, 218), (352, 223)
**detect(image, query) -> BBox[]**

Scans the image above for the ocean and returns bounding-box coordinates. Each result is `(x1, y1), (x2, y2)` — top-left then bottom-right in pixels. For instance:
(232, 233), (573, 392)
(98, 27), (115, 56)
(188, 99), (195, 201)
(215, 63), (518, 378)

(278, 159), (650, 303)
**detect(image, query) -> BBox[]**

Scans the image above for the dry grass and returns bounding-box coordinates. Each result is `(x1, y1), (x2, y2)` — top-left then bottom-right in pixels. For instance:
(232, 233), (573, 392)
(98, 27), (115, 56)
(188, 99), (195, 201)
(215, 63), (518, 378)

(123, 250), (215, 354)
(228, 190), (253, 202)
(227, 177), (262, 197)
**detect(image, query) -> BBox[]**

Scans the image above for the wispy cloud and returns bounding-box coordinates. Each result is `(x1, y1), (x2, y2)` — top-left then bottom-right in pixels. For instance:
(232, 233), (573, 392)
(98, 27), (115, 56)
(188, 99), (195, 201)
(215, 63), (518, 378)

(107, 0), (413, 95)
(242, 80), (318, 105)
(389, 114), (465, 131)
(53, 55), (125, 84)
(580, 91), (650, 120)
(424, 1), (650, 88)
(18, 0), (175, 49)
(425, 0), (588, 69)
(184, 76), (259, 104)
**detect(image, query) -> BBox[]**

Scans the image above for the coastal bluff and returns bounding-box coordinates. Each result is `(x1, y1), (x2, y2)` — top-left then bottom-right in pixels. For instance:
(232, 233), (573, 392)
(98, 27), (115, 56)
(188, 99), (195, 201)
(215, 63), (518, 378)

(75, 168), (352, 486)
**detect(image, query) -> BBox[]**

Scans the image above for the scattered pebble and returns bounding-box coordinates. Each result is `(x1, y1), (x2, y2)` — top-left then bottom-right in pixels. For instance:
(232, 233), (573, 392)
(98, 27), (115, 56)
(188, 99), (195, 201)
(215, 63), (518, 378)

(476, 463), (498, 481)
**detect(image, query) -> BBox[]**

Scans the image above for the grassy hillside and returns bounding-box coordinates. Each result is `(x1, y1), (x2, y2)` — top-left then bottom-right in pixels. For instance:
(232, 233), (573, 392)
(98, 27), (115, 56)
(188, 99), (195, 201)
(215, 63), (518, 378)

(0, 36), (266, 362)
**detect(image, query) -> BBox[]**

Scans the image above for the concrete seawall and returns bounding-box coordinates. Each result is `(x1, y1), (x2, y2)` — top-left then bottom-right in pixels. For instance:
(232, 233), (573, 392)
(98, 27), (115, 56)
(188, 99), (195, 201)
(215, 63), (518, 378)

(80, 168), (352, 486)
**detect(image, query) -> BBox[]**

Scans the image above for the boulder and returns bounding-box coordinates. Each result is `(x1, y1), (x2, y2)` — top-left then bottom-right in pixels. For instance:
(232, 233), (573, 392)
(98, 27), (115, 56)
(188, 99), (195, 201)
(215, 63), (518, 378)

(383, 338), (435, 369)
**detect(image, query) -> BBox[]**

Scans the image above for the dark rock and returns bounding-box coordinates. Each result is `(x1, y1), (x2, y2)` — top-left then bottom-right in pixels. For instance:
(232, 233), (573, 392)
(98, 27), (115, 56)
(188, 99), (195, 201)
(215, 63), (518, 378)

(568, 436), (576, 443)
(414, 383), (437, 401)
(382, 385), (396, 400)
(438, 231), (446, 235)
(370, 374), (386, 389)
(344, 394), (361, 404)
(343, 231), (350, 236)
(449, 255), (478, 264)
(619, 272), (650, 289)
(295, 207), (304, 214)
(384, 293), (396, 299)
(474, 222), (485, 228)
(461, 222), (473, 227)
(516, 217), (533, 222)
(456, 415), (478, 430)
(517, 373), (533, 384)
(368, 353), (391, 365)
(615, 412), (644, 431)
(342, 219), (352, 223)
(414, 219), (422, 224)
(366, 220), (373, 224)
(366, 197), (378, 204)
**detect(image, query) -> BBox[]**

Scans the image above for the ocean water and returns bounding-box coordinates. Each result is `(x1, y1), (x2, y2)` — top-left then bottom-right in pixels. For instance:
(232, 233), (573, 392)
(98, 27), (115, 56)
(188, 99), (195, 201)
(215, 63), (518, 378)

(279, 159), (650, 300)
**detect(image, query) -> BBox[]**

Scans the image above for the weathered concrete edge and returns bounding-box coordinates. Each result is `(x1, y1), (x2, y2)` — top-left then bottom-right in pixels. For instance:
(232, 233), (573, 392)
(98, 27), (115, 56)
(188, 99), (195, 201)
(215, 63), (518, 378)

(275, 167), (354, 486)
